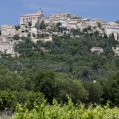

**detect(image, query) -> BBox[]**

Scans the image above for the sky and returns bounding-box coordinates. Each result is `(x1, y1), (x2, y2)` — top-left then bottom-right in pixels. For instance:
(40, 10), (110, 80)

(0, 0), (119, 26)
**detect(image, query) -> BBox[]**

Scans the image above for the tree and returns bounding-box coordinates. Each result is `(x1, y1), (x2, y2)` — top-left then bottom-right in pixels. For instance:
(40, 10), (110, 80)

(34, 70), (56, 104)
(13, 34), (20, 40)
(15, 25), (20, 30)
(55, 76), (88, 103)
(71, 29), (80, 36)
(92, 61), (99, 72)
(83, 28), (88, 32)
(0, 91), (44, 110)
(102, 72), (119, 106)
(56, 22), (62, 27)
(115, 20), (119, 24)
(104, 33), (107, 38)
(97, 22), (101, 28)
(87, 26), (92, 30)
(83, 81), (103, 103)
(32, 33), (36, 38)
(40, 20), (46, 29)
(27, 33), (31, 37)
(0, 64), (25, 91)
(94, 31), (99, 36)
(80, 67), (90, 79)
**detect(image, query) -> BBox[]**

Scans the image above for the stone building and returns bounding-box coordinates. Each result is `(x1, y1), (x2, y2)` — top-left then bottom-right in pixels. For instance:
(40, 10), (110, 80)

(92, 18), (105, 24)
(90, 47), (104, 54)
(112, 46), (119, 56)
(81, 17), (90, 22)
(0, 40), (15, 55)
(20, 9), (43, 29)
(1, 25), (16, 37)
(50, 13), (73, 19)
(45, 13), (80, 26)
(66, 20), (79, 29)
(77, 21), (90, 31)
(104, 26), (119, 40)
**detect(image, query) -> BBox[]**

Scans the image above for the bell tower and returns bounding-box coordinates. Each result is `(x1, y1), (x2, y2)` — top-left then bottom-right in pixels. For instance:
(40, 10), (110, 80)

(37, 8), (43, 16)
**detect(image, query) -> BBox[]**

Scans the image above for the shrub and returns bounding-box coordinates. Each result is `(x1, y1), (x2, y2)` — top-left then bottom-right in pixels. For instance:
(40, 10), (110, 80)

(13, 98), (119, 119)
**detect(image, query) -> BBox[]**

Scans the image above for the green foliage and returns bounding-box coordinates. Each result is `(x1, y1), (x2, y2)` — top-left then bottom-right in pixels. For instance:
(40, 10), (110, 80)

(94, 30), (99, 36)
(34, 70), (56, 104)
(15, 37), (41, 58)
(40, 20), (46, 29)
(0, 33), (119, 108)
(13, 34), (20, 40)
(97, 22), (102, 28)
(55, 77), (88, 103)
(0, 90), (44, 110)
(71, 29), (80, 36)
(87, 26), (92, 31)
(15, 25), (20, 30)
(83, 81), (103, 103)
(37, 33), (49, 39)
(32, 33), (36, 38)
(27, 33), (31, 37)
(83, 28), (88, 32)
(51, 22), (67, 33)
(115, 20), (119, 24)
(13, 98), (119, 119)
(12, 34), (119, 82)
(0, 64), (25, 91)
(102, 72), (119, 106)
(56, 22), (62, 27)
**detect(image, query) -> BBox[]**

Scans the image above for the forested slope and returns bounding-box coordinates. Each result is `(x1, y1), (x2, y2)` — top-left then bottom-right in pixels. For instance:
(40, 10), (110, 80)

(0, 34), (119, 111)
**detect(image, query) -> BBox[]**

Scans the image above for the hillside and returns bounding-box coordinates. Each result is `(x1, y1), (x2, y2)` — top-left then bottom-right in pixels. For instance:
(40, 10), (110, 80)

(0, 33), (119, 112)
(1, 34), (119, 80)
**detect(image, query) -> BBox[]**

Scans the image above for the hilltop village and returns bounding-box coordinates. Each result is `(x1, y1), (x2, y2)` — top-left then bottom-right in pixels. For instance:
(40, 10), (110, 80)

(0, 9), (119, 56)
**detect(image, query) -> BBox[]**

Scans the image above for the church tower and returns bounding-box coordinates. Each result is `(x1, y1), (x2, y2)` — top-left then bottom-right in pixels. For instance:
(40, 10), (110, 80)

(37, 8), (43, 16)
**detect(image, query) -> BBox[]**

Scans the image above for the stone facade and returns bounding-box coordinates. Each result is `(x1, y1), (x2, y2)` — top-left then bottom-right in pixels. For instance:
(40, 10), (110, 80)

(44, 13), (81, 29)
(1, 25), (16, 37)
(20, 9), (43, 29)
(0, 38), (17, 57)
(92, 18), (105, 24)
(90, 47), (104, 54)
(112, 46), (119, 56)
(104, 26), (119, 40)
(50, 13), (74, 19)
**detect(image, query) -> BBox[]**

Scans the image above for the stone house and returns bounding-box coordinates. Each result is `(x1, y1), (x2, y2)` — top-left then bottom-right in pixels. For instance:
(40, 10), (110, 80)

(20, 9), (43, 29)
(104, 26), (119, 40)
(90, 47), (104, 54)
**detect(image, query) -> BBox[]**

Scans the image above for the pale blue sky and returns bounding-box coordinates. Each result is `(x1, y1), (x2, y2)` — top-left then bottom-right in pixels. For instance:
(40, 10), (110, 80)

(0, 0), (119, 26)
